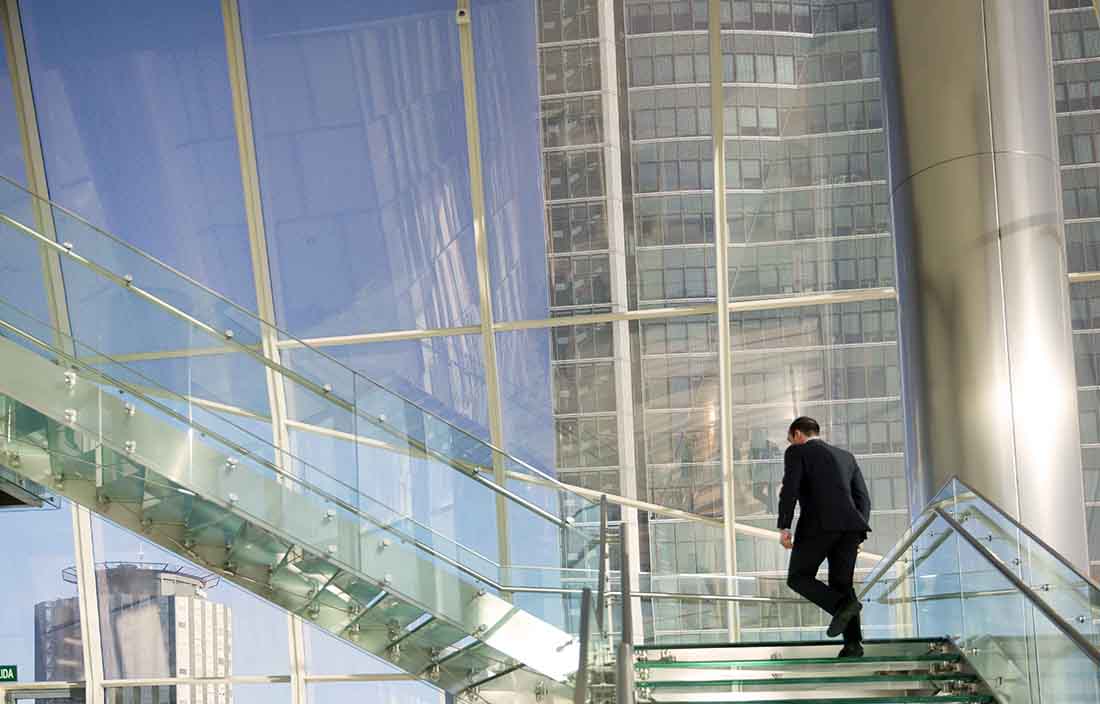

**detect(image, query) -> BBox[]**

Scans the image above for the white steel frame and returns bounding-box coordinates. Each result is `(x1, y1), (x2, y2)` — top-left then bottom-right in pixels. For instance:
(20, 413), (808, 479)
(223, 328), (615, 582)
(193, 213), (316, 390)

(708, 0), (740, 641)
(596, 0), (646, 644)
(219, 3), (316, 701)
(1, 3), (106, 702)
(220, 0), (292, 464)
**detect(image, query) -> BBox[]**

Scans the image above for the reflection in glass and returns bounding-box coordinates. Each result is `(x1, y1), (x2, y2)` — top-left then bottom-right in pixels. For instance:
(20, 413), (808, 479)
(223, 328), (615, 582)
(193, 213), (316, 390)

(497, 328), (554, 469)
(20, 0), (256, 309)
(237, 0), (478, 338)
(476, 0), (552, 323)
(639, 315), (720, 517)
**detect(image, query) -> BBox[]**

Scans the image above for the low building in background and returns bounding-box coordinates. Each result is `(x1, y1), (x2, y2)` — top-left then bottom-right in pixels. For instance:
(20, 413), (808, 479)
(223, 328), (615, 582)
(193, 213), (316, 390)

(35, 563), (230, 704)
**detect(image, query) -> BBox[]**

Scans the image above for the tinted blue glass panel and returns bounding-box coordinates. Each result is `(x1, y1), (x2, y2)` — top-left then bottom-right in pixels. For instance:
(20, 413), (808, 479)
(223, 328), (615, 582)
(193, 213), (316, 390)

(323, 336), (490, 439)
(304, 622), (399, 676)
(474, 0), (552, 322)
(496, 328), (554, 469)
(323, 337), (495, 560)
(0, 59), (23, 185)
(20, 0), (256, 311)
(0, 37), (49, 328)
(237, 0), (479, 338)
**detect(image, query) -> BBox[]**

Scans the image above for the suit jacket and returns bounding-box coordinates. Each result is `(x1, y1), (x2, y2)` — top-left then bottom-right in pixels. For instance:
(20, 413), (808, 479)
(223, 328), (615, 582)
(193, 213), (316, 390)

(778, 439), (872, 539)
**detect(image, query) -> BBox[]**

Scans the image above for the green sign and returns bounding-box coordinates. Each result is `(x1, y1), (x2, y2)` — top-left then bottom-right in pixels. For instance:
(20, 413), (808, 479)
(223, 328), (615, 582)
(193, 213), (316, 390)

(0, 665), (15, 682)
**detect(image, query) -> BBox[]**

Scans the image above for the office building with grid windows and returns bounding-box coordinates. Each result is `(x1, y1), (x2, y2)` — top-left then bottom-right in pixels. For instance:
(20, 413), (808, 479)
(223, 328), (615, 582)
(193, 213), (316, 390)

(536, 0), (908, 641)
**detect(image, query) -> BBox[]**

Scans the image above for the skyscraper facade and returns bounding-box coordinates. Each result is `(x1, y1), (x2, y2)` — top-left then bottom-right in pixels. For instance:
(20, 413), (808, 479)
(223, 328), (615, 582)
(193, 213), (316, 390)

(1050, 0), (1100, 580)
(36, 564), (231, 704)
(537, 0), (909, 641)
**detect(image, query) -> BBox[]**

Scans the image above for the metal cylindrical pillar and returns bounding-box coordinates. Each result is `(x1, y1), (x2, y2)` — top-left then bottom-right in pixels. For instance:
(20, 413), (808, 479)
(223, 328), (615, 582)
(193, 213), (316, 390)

(879, 0), (1088, 567)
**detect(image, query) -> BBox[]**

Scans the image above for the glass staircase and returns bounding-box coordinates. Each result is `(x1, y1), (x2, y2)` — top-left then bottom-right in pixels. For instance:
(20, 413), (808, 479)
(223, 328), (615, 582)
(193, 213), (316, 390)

(0, 176), (607, 701)
(633, 638), (991, 703)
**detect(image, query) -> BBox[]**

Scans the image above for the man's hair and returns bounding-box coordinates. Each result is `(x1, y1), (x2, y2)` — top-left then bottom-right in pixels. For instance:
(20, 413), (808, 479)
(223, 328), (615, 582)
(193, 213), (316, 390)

(789, 416), (820, 436)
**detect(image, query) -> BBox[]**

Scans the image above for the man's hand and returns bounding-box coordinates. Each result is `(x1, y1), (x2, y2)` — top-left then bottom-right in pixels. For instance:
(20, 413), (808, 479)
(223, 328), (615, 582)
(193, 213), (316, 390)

(780, 529), (793, 550)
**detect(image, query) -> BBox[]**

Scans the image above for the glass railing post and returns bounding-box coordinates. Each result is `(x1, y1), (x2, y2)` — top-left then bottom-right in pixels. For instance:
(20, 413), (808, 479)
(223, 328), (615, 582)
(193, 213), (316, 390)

(597, 494), (609, 636)
(573, 587), (592, 704)
(616, 521), (634, 704)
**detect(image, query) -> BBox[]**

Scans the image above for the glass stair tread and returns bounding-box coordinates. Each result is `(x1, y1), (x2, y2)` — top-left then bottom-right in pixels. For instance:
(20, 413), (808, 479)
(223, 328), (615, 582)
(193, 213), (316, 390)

(639, 673), (978, 689)
(635, 638), (948, 652)
(638, 654), (962, 670)
(636, 697), (991, 704)
(432, 640), (517, 692)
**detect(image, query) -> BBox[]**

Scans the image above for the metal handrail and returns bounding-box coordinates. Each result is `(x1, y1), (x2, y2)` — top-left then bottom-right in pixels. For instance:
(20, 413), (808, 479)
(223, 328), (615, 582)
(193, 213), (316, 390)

(573, 587), (593, 704)
(951, 503), (1099, 614)
(0, 293), (570, 532)
(948, 479), (1100, 592)
(854, 484), (1100, 668)
(869, 523), (956, 604)
(617, 521), (634, 704)
(857, 511), (937, 599)
(3, 176), (895, 546)
(620, 522), (634, 643)
(861, 475), (1100, 601)
(502, 584), (803, 603)
(617, 590), (803, 604)
(596, 495), (609, 634)
(935, 507), (1100, 667)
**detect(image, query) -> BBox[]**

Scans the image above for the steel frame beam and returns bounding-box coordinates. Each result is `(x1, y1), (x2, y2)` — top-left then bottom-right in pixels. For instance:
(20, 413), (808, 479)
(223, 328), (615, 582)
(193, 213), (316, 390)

(455, 0), (512, 573)
(219, 3), (308, 701)
(0, 4), (105, 701)
(708, 0), (740, 641)
(596, 0), (645, 644)
(287, 614), (309, 704)
(220, 0), (292, 459)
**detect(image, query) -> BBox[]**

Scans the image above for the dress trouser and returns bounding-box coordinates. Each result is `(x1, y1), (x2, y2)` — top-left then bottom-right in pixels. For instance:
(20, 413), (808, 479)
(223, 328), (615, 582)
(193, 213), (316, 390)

(786, 530), (864, 644)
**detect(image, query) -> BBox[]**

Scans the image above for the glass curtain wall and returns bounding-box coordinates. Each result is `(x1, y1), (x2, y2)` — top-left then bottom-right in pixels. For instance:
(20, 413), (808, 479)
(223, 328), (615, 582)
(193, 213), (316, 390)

(0, 0), (448, 701)
(612, 0), (907, 642)
(1050, 0), (1100, 582)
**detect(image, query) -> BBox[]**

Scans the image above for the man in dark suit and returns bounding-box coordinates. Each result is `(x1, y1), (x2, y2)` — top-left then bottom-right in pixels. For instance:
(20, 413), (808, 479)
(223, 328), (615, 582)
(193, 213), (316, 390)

(778, 416), (872, 657)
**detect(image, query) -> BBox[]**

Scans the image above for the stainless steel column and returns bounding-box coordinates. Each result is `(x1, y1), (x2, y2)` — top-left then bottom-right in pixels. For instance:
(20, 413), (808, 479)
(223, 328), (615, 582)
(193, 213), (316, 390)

(879, 0), (1089, 567)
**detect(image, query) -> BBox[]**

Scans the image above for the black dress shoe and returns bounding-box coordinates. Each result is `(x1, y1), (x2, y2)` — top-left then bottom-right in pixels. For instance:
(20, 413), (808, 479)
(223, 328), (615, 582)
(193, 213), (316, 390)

(838, 643), (864, 658)
(826, 598), (863, 638)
